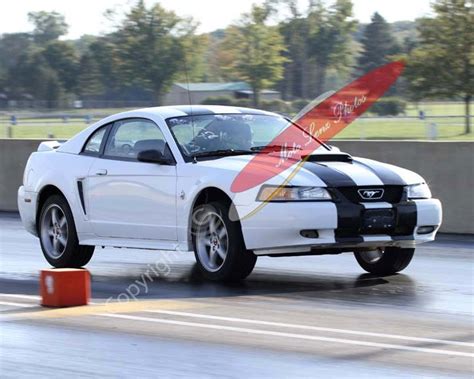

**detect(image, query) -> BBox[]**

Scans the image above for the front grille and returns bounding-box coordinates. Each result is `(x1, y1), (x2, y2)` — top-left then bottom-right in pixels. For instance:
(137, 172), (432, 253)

(335, 186), (404, 204)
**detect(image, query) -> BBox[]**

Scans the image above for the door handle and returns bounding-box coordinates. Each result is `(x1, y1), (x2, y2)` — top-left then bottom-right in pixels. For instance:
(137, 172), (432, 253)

(95, 169), (108, 176)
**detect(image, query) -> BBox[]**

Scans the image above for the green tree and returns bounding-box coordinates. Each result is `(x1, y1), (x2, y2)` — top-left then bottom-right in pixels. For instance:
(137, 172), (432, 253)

(357, 12), (400, 73)
(0, 33), (32, 74)
(28, 11), (68, 44)
(0, 14), (69, 103)
(179, 32), (209, 82)
(87, 38), (121, 92)
(223, 4), (288, 107)
(0, 33), (33, 95)
(405, 0), (473, 133)
(10, 51), (62, 107)
(271, 0), (357, 99)
(305, 0), (357, 97)
(42, 41), (79, 93)
(279, 2), (309, 99)
(200, 31), (227, 82)
(113, 0), (189, 104)
(77, 53), (104, 98)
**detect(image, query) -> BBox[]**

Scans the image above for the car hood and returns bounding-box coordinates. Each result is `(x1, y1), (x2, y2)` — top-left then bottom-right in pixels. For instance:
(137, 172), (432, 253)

(195, 152), (425, 189)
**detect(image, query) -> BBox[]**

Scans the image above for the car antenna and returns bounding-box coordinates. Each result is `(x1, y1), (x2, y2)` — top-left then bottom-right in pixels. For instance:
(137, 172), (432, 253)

(183, 54), (198, 164)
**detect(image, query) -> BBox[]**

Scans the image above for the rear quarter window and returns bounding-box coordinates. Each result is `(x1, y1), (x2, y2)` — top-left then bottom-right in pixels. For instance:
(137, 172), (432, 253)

(82, 126), (107, 155)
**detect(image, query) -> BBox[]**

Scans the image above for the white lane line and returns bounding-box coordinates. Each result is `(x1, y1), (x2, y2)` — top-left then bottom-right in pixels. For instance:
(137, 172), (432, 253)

(0, 294), (41, 300)
(100, 313), (474, 358)
(0, 294), (98, 305)
(0, 301), (34, 308)
(146, 310), (474, 348)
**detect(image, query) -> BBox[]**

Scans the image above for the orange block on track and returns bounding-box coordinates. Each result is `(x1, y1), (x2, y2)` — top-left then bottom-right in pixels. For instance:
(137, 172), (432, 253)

(40, 268), (90, 307)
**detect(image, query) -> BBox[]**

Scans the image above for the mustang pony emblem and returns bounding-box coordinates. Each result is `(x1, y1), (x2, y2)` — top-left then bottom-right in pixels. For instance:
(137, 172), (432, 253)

(358, 189), (384, 200)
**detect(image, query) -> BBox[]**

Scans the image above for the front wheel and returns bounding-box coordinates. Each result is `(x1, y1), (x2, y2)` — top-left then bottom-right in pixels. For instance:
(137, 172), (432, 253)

(354, 247), (415, 275)
(192, 202), (257, 281)
(39, 195), (94, 268)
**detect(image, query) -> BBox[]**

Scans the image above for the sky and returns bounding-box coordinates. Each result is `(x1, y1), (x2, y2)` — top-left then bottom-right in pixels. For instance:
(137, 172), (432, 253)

(0, 0), (434, 39)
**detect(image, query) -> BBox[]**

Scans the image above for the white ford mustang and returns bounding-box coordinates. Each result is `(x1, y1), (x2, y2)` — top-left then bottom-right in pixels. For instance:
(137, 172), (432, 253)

(18, 105), (442, 281)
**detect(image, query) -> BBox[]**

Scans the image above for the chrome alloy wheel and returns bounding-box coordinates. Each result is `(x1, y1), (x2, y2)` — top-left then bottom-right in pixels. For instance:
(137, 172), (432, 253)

(195, 211), (229, 272)
(40, 204), (69, 259)
(358, 248), (384, 264)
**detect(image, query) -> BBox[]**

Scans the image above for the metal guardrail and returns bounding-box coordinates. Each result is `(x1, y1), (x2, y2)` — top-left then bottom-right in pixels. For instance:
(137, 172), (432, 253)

(351, 116), (472, 140)
(0, 114), (472, 140)
(0, 114), (105, 138)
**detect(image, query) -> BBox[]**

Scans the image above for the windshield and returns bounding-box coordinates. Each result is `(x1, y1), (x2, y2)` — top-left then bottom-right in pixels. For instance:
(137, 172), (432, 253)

(167, 113), (310, 160)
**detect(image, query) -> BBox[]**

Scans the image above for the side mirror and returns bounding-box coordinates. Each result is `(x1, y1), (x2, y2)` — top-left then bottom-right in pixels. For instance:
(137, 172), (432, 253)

(137, 149), (172, 165)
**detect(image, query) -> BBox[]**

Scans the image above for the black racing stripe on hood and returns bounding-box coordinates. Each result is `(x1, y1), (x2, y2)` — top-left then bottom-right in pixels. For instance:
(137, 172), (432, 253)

(302, 161), (358, 187)
(354, 159), (407, 186)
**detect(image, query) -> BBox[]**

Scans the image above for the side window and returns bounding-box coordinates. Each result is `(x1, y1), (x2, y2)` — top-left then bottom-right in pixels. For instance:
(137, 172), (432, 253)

(104, 119), (167, 160)
(83, 126), (107, 155)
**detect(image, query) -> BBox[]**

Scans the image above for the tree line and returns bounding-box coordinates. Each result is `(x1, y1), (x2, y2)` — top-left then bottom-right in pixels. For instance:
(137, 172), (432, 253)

(0, 0), (471, 132)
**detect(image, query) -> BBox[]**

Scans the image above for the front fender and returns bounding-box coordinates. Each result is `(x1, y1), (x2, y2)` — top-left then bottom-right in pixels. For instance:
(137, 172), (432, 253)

(29, 152), (96, 236)
(176, 174), (236, 251)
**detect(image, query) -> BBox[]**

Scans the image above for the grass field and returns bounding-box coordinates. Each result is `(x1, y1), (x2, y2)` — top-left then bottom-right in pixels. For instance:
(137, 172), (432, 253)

(1, 102), (472, 140)
(337, 117), (473, 140)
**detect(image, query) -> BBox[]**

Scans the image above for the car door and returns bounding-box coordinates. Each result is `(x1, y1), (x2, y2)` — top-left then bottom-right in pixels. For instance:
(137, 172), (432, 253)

(86, 118), (177, 241)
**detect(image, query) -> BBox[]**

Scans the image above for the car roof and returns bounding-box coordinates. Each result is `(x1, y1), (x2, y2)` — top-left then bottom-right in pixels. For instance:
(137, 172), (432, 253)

(57, 105), (279, 155)
(115, 105), (276, 119)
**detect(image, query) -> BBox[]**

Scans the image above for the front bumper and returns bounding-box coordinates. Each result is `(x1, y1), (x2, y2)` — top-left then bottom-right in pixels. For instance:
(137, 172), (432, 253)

(238, 198), (442, 255)
(17, 186), (38, 237)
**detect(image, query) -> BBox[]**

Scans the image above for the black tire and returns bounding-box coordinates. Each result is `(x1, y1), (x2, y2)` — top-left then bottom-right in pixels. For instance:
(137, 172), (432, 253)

(192, 201), (257, 282)
(38, 194), (94, 268)
(354, 247), (415, 275)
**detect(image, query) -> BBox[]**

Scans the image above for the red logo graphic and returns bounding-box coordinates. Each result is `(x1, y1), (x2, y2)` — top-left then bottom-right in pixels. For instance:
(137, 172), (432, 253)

(231, 60), (405, 193)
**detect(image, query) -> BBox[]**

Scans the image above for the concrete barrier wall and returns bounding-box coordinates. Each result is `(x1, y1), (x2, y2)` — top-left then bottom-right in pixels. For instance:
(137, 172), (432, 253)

(0, 139), (472, 233)
(0, 139), (50, 211)
(335, 141), (474, 234)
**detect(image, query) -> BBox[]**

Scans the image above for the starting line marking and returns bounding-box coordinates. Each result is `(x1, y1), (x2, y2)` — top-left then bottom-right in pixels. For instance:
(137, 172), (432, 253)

(0, 299), (205, 321)
(145, 310), (474, 348)
(2, 292), (472, 358)
(0, 294), (41, 300)
(100, 312), (474, 358)
(0, 301), (34, 308)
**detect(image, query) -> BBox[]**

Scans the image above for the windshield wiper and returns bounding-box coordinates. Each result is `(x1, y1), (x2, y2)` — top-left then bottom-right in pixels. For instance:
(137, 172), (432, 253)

(251, 144), (303, 152)
(191, 149), (256, 159)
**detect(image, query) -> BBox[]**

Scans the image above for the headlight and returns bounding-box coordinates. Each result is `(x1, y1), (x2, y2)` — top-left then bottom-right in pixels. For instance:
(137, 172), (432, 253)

(406, 183), (431, 199)
(257, 185), (332, 202)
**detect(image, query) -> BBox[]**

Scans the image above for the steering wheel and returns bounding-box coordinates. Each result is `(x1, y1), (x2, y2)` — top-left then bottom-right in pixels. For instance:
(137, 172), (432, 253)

(120, 144), (132, 154)
(189, 130), (220, 151)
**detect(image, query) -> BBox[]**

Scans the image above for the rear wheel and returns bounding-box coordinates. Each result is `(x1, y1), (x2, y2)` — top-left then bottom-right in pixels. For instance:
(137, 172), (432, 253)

(192, 202), (257, 281)
(354, 247), (415, 275)
(39, 195), (94, 268)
